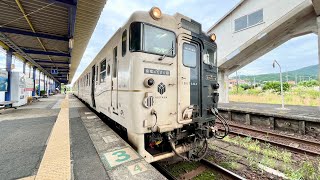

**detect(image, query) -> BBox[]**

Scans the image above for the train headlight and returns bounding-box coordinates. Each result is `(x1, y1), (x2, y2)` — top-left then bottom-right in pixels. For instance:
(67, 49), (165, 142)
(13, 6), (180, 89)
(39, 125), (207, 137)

(150, 7), (162, 20)
(144, 78), (155, 88)
(210, 33), (216, 41)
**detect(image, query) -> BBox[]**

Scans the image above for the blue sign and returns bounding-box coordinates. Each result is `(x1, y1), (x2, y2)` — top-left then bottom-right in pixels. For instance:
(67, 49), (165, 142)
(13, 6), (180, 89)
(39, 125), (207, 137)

(0, 70), (8, 91)
(51, 69), (58, 74)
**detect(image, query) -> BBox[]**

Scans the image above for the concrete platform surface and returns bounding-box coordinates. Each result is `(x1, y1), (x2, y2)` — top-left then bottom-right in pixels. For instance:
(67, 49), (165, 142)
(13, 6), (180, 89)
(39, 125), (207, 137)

(219, 102), (320, 122)
(0, 94), (64, 179)
(0, 94), (165, 180)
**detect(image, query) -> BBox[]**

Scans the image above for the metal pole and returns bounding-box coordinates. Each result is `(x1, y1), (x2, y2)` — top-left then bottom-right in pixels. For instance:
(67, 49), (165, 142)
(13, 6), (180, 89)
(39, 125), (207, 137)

(32, 67), (36, 96)
(236, 71), (239, 93)
(38, 71), (41, 96)
(5, 49), (12, 101)
(273, 60), (285, 109)
(279, 65), (284, 109)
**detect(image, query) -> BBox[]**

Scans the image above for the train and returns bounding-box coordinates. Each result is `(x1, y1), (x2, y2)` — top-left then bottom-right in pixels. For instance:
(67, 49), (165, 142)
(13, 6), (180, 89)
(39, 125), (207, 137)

(73, 7), (225, 162)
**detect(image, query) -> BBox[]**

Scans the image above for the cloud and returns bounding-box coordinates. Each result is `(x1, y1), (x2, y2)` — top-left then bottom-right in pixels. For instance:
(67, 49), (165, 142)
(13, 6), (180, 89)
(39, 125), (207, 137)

(239, 33), (318, 76)
(72, 0), (241, 84)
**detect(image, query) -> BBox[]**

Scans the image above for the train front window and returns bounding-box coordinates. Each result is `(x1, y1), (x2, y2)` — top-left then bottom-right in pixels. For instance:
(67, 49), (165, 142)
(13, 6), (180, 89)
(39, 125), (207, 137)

(130, 22), (175, 56)
(203, 46), (217, 66)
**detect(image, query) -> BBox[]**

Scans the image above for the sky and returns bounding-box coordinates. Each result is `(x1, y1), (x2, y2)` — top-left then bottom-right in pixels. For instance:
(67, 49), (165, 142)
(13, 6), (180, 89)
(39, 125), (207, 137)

(0, 0), (318, 83)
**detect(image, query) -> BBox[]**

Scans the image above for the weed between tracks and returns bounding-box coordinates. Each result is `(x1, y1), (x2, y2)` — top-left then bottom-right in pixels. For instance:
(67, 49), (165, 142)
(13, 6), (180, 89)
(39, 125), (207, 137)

(166, 161), (200, 177)
(219, 135), (320, 179)
(164, 161), (221, 179)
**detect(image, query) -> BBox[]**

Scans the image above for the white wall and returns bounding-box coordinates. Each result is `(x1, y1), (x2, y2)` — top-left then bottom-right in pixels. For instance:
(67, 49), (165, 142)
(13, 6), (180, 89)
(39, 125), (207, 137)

(209, 0), (305, 63)
(0, 92), (4, 102)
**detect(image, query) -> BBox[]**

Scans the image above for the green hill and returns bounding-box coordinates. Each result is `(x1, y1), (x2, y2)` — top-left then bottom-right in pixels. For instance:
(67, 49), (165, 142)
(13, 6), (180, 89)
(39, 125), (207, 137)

(235, 65), (319, 83)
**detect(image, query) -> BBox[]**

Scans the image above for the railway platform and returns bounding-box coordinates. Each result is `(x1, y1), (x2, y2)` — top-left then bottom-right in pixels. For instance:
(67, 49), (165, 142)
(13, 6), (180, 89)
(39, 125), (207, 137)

(0, 94), (164, 180)
(218, 102), (320, 136)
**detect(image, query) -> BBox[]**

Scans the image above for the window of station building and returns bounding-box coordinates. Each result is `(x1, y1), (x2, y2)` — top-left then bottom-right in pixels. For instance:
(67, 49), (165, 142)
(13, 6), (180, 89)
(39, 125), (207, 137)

(183, 43), (197, 68)
(234, 9), (263, 32)
(100, 59), (106, 83)
(122, 30), (127, 57)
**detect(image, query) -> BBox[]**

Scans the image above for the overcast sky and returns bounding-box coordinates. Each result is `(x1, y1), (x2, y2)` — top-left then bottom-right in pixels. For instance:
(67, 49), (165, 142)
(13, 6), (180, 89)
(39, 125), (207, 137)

(0, 0), (318, 83)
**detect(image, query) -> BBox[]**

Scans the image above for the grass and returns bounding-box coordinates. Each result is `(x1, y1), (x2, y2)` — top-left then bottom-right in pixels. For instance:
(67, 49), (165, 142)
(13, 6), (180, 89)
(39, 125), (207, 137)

(220, 161), (241, 170)
(167, 161), (200, 177)
(192, 170), (218, 180)
(221, 135), (320, 179)
(229, 87), (320, 106)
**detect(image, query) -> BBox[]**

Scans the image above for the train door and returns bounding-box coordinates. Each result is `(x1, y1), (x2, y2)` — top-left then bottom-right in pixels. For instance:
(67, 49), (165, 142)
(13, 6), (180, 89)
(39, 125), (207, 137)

(178, 34), (202, 122)
(111, 46), (118, 114)
(91, 65), (96, 108)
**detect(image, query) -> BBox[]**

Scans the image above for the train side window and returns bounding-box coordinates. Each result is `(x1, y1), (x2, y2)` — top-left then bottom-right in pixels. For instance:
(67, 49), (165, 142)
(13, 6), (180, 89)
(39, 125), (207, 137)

(88, 73), (91, 86)
(87, 74), (89, 86)
(113, 47), (117, 78)
(95, 65), (99, 82)
(122, 30), (127, 57)
(183, 43), (197, 68)
(129, 22), (141, 51)
(107, 64), (110, 76)
(100, 59), (106, 83)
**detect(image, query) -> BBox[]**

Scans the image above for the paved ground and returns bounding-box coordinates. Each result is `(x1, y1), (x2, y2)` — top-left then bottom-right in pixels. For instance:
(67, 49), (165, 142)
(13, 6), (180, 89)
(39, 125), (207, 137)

(219, 102), (320, 121)
(0, 95), (64, 179)
(0, 94), (109, 180)
(0, 94), (164, 180)
(69, 102), (109, 179)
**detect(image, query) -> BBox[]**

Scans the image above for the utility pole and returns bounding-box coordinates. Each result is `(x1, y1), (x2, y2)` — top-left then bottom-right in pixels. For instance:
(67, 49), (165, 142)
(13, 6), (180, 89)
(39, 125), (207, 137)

(236, 71), (239, 93)
(273, 60), (285, 109)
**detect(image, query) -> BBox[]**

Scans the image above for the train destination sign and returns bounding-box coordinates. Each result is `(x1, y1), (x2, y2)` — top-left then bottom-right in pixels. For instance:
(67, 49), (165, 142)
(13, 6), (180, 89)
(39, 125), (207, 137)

(144, 68), (170, 76)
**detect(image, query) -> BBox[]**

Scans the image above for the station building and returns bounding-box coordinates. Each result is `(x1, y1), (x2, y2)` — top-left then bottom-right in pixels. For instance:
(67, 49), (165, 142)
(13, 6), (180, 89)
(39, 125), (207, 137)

(208, 0), (320, 103)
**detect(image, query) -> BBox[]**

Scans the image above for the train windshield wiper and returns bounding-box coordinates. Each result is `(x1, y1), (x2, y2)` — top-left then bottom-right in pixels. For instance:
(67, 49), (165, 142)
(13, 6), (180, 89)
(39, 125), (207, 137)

(159, 43), (174, 60)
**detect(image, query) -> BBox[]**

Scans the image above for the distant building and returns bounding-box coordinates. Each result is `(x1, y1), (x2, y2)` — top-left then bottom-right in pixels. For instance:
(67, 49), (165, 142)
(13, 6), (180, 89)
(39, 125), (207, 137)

(229, 79), (248, 87)
(287, 81), (296, 85)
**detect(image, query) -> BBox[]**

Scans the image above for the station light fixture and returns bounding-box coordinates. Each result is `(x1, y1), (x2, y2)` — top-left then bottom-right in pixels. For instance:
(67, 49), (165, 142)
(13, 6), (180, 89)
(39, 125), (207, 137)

(69, 38), (74, 49)
(150, 7), (162, 20)
(210, 33), (216, 41)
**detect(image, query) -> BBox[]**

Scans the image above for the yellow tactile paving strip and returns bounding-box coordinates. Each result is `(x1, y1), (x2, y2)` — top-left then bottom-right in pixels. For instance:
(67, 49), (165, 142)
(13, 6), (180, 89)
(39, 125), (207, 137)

(35, 95), (71, 180)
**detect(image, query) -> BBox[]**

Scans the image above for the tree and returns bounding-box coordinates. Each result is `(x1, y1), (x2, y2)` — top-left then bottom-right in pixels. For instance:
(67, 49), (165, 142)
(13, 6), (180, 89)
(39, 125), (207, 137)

(298, 80), (319, 87)
(262, 81), (290, 93)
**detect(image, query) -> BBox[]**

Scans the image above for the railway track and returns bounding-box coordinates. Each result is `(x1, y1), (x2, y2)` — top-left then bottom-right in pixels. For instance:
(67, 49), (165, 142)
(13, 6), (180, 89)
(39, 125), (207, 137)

(153, 158), (246, 180)
(217, 122), (320, 156)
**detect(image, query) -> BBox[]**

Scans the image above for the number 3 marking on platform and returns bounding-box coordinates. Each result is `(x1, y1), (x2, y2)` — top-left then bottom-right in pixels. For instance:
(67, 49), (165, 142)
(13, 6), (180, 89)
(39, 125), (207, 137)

(112, 150), (131, 162)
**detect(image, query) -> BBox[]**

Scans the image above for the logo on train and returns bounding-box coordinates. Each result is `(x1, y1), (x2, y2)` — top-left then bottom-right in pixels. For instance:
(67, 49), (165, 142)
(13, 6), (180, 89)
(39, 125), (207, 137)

(157, 83), (166, 95)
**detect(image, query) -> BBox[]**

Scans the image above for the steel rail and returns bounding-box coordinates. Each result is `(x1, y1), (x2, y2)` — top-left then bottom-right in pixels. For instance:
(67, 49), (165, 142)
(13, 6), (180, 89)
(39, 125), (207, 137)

(224, 128), (320, 156)
(200, 159), (247, 180)
(222, 122), (320, 147)
(151, 162), (178, 180)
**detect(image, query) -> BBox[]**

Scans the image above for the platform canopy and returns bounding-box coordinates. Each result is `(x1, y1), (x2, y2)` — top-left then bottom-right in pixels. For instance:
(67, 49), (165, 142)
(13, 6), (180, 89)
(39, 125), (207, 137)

(0, 0), (106, 84)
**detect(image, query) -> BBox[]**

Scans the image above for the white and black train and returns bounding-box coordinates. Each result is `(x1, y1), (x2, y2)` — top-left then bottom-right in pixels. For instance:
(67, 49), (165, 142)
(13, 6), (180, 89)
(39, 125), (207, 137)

(73, 7), (225, 162)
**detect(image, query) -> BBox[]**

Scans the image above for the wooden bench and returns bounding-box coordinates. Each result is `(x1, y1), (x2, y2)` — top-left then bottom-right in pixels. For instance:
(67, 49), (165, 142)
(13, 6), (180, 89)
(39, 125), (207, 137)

(0, 101), (17, 113)
(32, 96), (41, 102)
